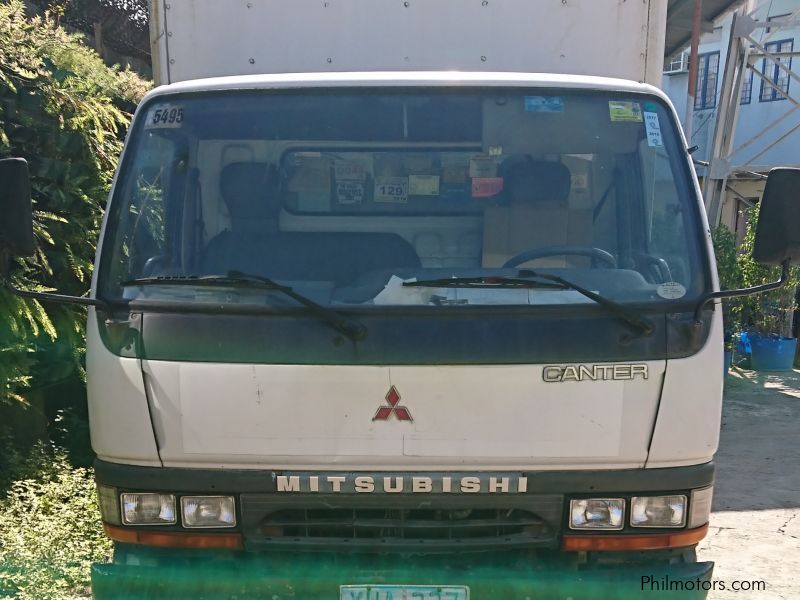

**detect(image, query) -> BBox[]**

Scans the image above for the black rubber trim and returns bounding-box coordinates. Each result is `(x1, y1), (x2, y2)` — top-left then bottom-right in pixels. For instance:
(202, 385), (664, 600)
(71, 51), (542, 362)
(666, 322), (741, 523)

(94, 460), (714, 494)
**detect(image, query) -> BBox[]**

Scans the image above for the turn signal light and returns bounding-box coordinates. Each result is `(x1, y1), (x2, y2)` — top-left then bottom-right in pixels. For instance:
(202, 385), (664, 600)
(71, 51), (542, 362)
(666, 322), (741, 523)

(104, 523), (243, 550)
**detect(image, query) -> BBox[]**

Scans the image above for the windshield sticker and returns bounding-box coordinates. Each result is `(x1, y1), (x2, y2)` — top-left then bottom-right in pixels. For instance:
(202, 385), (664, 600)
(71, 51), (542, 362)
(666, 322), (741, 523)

(144, 104), (184, 128)
(287, 156), (331, 192)
(334, 160), (367, 181)
(409, 175), (440, 196)
(524, 96), (565, 113)
(609, 101), (643, 123)
(374, 177), (409, 204)
(643, 112), (664, 147)
(335, 181), (364, 205)
(441, 154), (470, 184)
(656, 282), (687, 300)
(571, 173), (589, 191)
(469, 156), (498, 178)
(403, 154), (434, 173)
(471, 177), (504, 198)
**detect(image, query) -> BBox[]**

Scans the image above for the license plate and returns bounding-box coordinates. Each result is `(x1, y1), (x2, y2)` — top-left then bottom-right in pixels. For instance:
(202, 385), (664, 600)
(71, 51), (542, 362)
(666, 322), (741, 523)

(340, 585), (469, 600)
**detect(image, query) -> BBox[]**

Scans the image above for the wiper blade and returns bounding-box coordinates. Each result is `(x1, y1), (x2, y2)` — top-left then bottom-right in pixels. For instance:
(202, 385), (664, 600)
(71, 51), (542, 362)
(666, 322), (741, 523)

(123, 272), (367, 341)
(517, 269), (654, 335)
(403, 276), (564, 289)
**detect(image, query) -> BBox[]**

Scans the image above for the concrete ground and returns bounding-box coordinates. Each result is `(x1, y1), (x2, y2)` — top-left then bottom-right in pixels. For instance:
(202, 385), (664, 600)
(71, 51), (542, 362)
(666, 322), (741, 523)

(697, 368), (800, 599)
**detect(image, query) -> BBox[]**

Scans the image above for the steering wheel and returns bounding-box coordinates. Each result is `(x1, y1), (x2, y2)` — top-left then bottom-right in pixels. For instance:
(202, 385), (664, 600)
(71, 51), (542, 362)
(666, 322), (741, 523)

(502, 245), (617, 269)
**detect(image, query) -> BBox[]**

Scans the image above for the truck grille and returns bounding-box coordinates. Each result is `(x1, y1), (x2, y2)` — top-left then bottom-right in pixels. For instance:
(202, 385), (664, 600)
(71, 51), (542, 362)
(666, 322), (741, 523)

(240, 495), (562, 553)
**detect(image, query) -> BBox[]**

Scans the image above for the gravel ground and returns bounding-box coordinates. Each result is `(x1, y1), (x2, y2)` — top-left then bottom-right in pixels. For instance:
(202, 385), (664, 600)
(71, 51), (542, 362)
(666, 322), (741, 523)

(697, 368), (800, 600)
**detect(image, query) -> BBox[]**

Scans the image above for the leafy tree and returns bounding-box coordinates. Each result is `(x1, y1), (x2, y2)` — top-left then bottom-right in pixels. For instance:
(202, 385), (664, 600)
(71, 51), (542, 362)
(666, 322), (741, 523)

(712, 224), (744, 346)
(31, 0), (150, 64)
(737, 202), (799, 338)
(0, 0), (149, 404)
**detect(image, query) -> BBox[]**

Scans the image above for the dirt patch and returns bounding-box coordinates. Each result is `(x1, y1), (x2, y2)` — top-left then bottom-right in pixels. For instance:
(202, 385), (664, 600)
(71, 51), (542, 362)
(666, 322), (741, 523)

(698, 368), (800, 599)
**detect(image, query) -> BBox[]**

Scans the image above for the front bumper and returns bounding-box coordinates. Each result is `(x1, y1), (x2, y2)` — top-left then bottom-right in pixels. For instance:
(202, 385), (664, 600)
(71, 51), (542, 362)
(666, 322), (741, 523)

(93, 461), (716, 597)
(95, 460), (715, 554)
(91, 550), (714, 599)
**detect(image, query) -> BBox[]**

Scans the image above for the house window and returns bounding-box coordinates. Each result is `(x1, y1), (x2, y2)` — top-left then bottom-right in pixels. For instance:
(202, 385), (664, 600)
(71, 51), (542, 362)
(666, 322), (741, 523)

(759, 39), (793, 102)
(740, 68), (754, 104)
(765, 14), (791, 34)
(694, 52), (720, 110)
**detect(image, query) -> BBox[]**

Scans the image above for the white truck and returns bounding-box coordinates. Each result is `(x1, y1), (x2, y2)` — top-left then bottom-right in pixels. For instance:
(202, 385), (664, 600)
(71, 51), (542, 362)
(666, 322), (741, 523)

(2, 0), (800, 598)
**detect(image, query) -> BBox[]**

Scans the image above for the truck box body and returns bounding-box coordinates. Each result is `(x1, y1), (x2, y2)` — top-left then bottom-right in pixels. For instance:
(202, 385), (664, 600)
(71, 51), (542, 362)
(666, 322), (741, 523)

(88, 2), (721, 597)
(150, 0), (668, 86)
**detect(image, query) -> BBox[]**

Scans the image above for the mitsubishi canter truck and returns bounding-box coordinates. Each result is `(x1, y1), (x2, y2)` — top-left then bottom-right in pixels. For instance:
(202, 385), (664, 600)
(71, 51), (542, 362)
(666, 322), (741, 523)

(3, 0), (800, 598)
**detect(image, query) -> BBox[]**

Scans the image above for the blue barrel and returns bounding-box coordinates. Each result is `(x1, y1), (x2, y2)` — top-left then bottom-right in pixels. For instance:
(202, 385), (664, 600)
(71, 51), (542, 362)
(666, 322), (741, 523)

(750, 335), (798, 371)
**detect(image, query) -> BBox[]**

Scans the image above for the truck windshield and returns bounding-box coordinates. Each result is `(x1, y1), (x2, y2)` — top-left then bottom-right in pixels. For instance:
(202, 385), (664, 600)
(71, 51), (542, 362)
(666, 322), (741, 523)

(99, 89), (706, 310)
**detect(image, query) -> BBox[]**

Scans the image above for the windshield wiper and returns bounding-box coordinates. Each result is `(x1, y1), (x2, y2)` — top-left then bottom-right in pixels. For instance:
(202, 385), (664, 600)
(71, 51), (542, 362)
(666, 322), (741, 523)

(123, 272), (368, 341)
(405, 273), (653, 335)
(517, 269), (653, 335)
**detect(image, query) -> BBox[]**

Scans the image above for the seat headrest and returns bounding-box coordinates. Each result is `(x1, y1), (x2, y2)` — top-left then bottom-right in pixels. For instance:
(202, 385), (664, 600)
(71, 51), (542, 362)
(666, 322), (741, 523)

(219, 162), (277, 221)
(504, 159), (571, 204)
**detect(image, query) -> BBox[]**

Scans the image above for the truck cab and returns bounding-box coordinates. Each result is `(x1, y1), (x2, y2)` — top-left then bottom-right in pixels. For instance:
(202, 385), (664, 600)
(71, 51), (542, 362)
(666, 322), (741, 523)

(87, 72), (720, 596)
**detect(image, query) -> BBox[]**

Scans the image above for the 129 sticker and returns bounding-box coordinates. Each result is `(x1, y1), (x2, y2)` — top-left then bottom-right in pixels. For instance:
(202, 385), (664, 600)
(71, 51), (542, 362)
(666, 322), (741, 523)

(145, 105), (184, 128)
(374, 177), (409, 204)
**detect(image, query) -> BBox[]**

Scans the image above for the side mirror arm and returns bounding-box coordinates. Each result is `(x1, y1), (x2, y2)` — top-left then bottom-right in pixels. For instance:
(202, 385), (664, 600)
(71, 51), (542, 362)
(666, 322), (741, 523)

(690, 259), (790, 342)
(3, 278), (109, 309)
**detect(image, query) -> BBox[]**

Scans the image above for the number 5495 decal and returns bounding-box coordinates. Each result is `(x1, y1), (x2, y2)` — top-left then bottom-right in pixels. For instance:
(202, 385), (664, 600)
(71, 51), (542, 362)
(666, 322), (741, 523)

(145, 105), (184, 128)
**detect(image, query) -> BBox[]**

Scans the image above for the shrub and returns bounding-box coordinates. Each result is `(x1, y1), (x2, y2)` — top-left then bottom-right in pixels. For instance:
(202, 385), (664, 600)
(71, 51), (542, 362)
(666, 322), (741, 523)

(0, 448), (112, 599)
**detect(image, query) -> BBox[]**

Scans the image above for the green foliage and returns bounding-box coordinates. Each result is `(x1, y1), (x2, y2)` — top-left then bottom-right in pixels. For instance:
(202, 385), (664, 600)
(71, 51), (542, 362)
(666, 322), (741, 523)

(0, 0), (150, 403)
(712, 225), (744, 341)
(737, 203), (799, 338)
(0, 446), (112, 599)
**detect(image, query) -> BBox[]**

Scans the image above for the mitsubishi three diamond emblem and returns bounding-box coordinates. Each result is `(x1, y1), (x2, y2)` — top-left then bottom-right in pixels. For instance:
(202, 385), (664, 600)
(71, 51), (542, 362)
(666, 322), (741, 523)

(372, 385), (413, 422)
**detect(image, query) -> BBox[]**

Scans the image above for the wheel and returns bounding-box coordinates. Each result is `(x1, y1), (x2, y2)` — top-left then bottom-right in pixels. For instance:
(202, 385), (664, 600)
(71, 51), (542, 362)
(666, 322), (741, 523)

(502, 245), (617, 269)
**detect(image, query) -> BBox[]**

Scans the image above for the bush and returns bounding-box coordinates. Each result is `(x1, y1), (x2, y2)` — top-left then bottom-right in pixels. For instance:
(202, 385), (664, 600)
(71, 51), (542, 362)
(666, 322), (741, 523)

(0, 447), (112, 600)
(0, 0), (150, 404)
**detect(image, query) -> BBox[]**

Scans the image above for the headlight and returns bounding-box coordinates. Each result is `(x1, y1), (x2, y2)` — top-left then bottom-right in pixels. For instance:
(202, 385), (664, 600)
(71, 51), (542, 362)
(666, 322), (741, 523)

(121, 493), (177, 525)
(570, 498), (625, 530)
(630, 495), (687, 528)
(688, 487), (713, 529)
(181, 496), (236, 528)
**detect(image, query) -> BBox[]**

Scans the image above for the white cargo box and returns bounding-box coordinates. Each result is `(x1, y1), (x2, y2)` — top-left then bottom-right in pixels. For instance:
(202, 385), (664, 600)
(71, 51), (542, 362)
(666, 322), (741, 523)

(150, 0), (668, 86)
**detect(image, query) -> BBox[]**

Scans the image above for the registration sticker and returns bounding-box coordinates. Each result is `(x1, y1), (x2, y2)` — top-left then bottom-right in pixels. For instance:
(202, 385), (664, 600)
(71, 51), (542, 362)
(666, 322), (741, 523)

(471, 177), (504, 198)
(409, 175), (440, 196)
(374, 177), (409, 203)
(336, 181), (365, 205)
(609, 101), (643, 122)
(644, 112), (664, 147)
(340, 585), (470, 600)
(525, 96), (565, 113)
(145, 104), (184, 128)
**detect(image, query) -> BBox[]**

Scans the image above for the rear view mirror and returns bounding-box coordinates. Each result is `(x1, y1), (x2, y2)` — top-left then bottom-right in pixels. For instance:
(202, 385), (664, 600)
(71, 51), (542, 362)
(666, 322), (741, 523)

(0, 158), (35, 257)
(753, 168), (800, 266)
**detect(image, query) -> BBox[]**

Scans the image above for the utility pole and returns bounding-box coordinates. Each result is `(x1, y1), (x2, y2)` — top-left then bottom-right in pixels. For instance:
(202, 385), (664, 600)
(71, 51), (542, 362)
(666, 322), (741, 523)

(684, 0), (704, 141)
